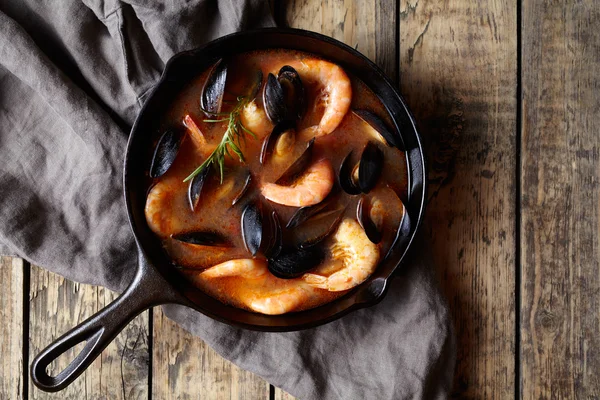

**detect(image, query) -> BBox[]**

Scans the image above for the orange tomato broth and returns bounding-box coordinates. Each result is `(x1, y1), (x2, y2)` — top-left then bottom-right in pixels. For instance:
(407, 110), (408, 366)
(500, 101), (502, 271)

(147, 49), (408, 313)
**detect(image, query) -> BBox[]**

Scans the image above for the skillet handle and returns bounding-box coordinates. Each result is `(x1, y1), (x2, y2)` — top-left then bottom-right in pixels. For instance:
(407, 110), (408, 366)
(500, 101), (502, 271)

(31, 255), (184, 392)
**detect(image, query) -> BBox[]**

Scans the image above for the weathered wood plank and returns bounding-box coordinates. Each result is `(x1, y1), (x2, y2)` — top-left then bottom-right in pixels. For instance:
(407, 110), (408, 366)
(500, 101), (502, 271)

(521, 1), (600, 397)
(399, 0), (517, 397)
(273, 389), (295, 400)
(152, 307), (270, 399)
(0, 257), (24, 400)
(28, 265), (149, 399)
(280, 0), (397, 398)
(285, 0), (397, 79)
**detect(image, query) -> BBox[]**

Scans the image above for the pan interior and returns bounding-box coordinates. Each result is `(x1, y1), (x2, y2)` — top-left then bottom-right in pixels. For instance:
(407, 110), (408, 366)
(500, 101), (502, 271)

(124, 29), (426, 331)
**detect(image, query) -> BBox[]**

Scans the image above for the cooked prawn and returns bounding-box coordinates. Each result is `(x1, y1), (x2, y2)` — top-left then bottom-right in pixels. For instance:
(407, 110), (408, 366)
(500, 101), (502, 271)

(183, 114), (218, 157)
(145, 177), (186, 237)
(260, 158), (334, 207)
(303, 218), (380, 291)
(198, 259), (319, 315)
(249, 286), (313, 315)
(200, 258), (267, 279)
(282, 59), (352, 137)
(240, 100), (273, 138)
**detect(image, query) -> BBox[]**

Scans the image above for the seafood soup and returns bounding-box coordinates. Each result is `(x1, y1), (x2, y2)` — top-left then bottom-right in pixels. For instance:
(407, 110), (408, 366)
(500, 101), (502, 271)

(145, 50), (408, 315)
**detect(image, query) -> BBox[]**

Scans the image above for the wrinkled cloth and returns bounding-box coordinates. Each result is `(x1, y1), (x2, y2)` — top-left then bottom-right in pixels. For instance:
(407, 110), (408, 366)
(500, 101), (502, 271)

(0, 1), (455, 398)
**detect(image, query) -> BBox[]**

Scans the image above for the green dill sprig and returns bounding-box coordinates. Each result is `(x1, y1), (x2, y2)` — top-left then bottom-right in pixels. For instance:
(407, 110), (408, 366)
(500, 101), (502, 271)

(183, 96), (256, 183)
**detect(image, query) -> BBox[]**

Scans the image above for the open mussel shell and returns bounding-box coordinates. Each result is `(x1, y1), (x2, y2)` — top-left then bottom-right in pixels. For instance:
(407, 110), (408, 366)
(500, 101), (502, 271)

(275, 137), (315, 186)
(260, 120), (294, 164)
(171, 231), (232, 247)
(149, 128), (184, 178)
(354, 110), (404, 150)
(358, 141), (384, 193)
(188, 167), (211, 211)
(247, 70), (263, 100)
(277, 66), (305, 120)
(295, 207), (345, 249)
(263, 66), (305, 124)
(357, 196), (382, 244)
(241, 202), (263, 256)
(263, 210), (283, 259)
(201, 59), (227, 117)
(263, 73), (286, 123)
(286, 201), (330, 229)
(339, 150), (361, 195)
(231, 170), (252, 206)
(268, 246), (326, 279)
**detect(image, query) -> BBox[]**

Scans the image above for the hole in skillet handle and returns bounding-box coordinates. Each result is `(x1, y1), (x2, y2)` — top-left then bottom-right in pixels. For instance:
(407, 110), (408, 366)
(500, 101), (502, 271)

(30, 254), (186, 392)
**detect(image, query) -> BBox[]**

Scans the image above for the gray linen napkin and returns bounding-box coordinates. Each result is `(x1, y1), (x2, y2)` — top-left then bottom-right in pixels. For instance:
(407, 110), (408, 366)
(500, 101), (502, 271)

(0, 1), (455, 398)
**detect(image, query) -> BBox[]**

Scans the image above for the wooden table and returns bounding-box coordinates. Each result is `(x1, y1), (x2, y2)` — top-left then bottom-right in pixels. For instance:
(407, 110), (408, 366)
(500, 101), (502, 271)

(1, 0), (599, 398)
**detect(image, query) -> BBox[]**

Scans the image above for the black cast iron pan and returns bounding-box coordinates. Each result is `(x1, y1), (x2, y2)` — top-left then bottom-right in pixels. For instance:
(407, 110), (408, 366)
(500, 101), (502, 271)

(31, 28), (427, 392)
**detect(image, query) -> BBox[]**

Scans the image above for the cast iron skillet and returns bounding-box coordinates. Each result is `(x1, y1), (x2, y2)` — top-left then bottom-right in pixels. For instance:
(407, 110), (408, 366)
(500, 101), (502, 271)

(31, 28), (427, 392)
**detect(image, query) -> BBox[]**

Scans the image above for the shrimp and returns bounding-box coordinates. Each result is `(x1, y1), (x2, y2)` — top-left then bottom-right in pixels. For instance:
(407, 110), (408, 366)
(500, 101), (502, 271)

(285, 59), (352, 137)
(183, 114), (208, 151)
(240, 100), (273, 138)
(198, 259), (318, 315)
(145, 177), (186, 237)
(200, 259), (267, 279)
(260, 158), (334, 207)
(249, 286), (313, 315)
(303, 218), (380, 291)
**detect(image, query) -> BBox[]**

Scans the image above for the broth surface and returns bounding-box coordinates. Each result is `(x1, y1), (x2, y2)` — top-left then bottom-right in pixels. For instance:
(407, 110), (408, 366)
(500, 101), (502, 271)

(145, 49), (408, 314)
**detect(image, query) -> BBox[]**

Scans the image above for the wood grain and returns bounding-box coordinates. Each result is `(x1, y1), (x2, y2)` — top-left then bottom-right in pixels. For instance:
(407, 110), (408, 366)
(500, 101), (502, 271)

(152, 308), (270, 399)
(399, 0), (517, 397)
(521, 1), (600, 398)
(0, 257), (24, 400)
(28, 265), (149, 399)
(284, 0), (397, 78)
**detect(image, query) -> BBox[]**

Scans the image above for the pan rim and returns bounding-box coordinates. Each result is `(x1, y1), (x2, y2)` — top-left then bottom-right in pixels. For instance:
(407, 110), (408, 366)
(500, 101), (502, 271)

(123, 27), (427, 331)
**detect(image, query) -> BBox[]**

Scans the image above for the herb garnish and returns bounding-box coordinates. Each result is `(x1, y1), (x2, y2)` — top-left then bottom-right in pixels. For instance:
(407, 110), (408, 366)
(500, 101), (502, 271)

(183, 96), (256, 183)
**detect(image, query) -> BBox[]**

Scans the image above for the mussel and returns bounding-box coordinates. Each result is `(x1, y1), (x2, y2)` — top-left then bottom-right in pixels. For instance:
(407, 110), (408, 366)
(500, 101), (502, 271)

(338, 142), (383, 195)
(353, 110), (404, 150)
(268, 246), (326, 279)
(201, 59), (227, 117)
(212, 167), (252, 207)
(275, 137), (315, 186)
(241, 202), (283, 258)
(263, 66), (305, 124)
(171, 231), (232, 247)
(357, 196), (382, 244)
(339, 150), (361, 195)
(260, 120), (295, 164)
(286, 200), (331, 229)
(247, 70), (263, 100)
(149, 128), (184, 178)
(241, 202), (263, 256)
(293, 207), (345, 249)
(188, 166), (211, 211)
(263, 210), (283, 259)
(358, 142), (384, 193)
(360, 186), (407, 261)
(231, 170), (252, 206)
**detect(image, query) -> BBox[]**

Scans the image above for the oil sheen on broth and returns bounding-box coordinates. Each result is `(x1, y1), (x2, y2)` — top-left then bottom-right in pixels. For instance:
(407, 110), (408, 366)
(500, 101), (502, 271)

(144, 49), (408, 315)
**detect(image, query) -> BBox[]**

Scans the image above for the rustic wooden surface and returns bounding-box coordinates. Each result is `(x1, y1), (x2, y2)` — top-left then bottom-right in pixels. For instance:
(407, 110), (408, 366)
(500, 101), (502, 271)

(28, 265), (149, 400)
(520, 0), (600, 398)
(0, 0), (599, 398)
(399, 0), (517, 397)
(0, 257), (24, 400)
